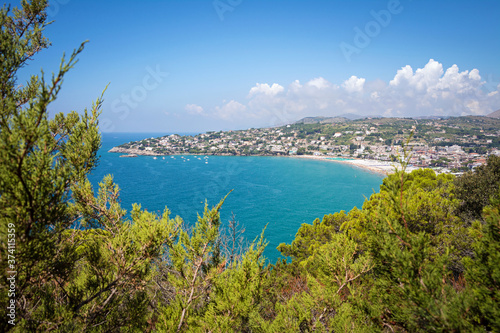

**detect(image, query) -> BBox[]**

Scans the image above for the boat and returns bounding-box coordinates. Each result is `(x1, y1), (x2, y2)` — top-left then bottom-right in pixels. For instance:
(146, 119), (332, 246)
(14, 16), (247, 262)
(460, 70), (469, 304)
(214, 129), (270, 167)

(119, 154), (137, 158)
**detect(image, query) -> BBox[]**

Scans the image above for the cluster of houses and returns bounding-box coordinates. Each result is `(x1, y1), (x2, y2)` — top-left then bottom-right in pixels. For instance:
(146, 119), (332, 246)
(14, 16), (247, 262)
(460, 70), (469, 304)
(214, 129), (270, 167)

(112, 118), (500, 172)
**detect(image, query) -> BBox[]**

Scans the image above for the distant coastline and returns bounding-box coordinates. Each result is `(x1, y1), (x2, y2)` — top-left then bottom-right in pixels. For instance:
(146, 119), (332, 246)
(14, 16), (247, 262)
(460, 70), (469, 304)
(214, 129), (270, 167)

(108, 116), (500, 175)
(110, 146), (402, 176)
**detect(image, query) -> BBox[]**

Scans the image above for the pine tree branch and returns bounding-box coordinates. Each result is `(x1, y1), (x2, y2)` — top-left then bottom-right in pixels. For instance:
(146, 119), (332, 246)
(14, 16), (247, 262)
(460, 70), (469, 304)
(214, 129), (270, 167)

(177, 241), (210, 332)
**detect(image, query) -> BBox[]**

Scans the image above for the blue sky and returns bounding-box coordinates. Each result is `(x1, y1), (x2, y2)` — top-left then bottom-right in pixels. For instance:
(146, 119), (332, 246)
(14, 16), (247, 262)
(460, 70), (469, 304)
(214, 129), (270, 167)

(14, 0), (500, 133)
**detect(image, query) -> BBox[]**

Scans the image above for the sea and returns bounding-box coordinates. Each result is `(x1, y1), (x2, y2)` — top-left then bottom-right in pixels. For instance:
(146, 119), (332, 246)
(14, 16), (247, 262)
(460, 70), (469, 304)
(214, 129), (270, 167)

(88, 133), (384, 263)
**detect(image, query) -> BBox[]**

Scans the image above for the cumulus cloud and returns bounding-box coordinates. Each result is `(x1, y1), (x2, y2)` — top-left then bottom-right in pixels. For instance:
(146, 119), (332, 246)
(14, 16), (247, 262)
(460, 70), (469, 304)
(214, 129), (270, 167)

(391, 59), (444, 92)
(189, 59), (500, 127)
(185, 104), (204, 115)
(307, 77), (331, 89)
(248, 83), (284, 97)
(342, 76), (366, 93)
(214, 100), (247, 120)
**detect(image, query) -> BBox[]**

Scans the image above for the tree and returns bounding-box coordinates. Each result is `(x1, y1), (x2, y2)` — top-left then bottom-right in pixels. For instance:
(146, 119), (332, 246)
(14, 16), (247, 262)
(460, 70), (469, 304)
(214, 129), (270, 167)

(296, 147), (306, 155)
(277, 211), (349, 261)
(464, 187), (500, 331)
(271, 142), (486, 331)
(0, 0), (101, 328)
(0, 2), (180, 330)
(351, 161), (476, 331)
(454, 155), (500, 221)
(154, 198), (268, 332)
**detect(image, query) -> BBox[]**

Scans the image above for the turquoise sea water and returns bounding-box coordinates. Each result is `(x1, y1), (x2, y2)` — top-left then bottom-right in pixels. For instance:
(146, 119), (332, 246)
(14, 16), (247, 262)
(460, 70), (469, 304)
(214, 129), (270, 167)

(88, 133), (384, 262)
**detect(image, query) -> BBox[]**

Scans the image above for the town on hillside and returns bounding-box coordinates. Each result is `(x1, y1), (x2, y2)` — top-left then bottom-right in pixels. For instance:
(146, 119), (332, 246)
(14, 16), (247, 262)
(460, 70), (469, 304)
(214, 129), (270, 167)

(109, 116), (500, 173)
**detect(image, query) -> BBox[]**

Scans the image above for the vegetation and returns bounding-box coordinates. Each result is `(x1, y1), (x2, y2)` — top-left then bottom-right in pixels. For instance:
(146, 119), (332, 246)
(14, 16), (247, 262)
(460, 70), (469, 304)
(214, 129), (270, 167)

(114, 116), (500, 156)
(111, 114), (500, 172)
(1, 1), (499, 332)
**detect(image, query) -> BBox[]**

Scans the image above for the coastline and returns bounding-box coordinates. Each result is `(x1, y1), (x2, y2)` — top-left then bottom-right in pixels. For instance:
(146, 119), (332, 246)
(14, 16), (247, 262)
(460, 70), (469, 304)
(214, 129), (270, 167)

(109, 147), (412, 176)
(289, 155), (416, 176)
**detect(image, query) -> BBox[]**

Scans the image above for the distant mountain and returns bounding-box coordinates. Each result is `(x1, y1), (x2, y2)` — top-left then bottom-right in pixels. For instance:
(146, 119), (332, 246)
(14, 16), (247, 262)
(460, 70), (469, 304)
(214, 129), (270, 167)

(487, 109), (500, 119)
(337, 113), (364, 120)
(414, 115), (451, 120)
(295, 116), (350, 124)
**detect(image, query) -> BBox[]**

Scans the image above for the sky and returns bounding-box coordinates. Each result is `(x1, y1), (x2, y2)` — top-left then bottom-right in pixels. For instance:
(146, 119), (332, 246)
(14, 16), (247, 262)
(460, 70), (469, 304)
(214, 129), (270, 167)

(13, 0), (500, 133)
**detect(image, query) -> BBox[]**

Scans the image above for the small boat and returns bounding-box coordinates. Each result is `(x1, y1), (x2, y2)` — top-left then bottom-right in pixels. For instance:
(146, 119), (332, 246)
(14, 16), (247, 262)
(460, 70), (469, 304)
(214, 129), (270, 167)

(153, 157), (157, 160)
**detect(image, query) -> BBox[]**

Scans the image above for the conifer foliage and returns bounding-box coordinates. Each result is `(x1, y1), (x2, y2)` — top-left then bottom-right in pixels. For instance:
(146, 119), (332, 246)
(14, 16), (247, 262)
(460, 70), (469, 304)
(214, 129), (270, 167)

(0, 1), (180, 331)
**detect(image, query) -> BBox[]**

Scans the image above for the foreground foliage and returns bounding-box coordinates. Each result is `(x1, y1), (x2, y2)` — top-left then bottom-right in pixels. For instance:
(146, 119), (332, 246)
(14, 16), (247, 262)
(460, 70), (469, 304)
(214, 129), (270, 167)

(1, 1), (499, 332)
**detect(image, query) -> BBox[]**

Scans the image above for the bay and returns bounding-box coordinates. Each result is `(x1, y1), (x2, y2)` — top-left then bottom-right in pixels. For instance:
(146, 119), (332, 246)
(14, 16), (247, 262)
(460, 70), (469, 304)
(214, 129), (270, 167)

(88, 133), (384, 262)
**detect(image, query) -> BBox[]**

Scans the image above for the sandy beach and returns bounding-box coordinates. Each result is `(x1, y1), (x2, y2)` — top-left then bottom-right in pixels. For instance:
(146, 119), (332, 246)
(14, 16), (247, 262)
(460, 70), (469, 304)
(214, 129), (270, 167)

(290, 155), (418, 176)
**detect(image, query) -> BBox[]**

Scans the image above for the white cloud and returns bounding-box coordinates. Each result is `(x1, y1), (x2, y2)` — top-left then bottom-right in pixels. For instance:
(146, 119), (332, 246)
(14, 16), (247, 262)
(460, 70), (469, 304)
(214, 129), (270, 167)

(390, 65), (413, 87)
(248, 83), (284, 97)
(214, 100), (247, 120)
(469, 68), (481, 81)
(390, 59), (444, 92)
(432, 64), (482, 96)
(412, 59), (443, 91)
(342, 76), (365, 93)
(307, 77), (331, 89)
(190, 59), (500, 127)
(466, 100), (482, 115)
(185, 104), (204, 115)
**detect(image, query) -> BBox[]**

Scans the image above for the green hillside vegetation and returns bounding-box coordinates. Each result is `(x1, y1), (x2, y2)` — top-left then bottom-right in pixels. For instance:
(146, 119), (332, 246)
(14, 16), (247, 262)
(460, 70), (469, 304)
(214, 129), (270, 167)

(112, 110), (500, 174)
(1, 2), (499, 332)
(117, 116), (500, 154)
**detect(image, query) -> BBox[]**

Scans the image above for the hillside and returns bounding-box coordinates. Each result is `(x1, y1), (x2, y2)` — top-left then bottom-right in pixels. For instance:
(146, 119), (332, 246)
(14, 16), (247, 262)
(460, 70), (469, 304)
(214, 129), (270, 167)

(487, 109), (500, 118)
(294, 116), (351, 124)
(113, 116), (500, 155)
(110, 115), (500, 172)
